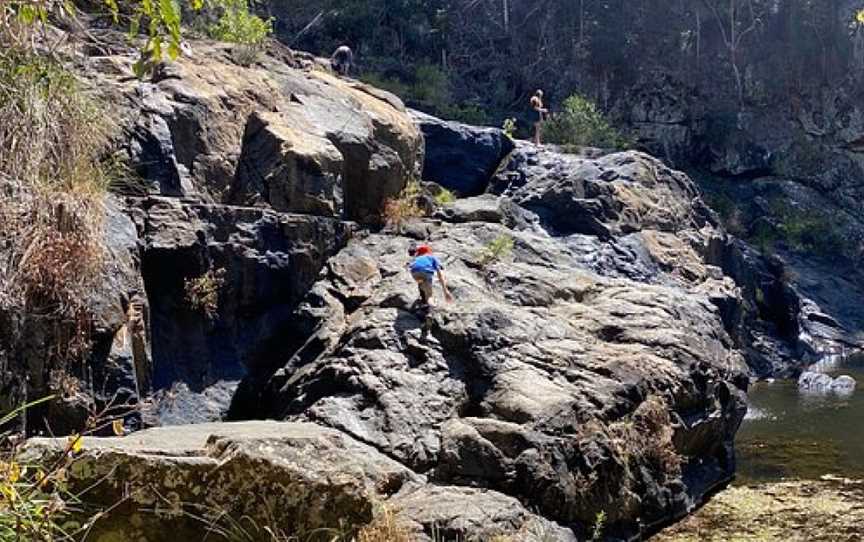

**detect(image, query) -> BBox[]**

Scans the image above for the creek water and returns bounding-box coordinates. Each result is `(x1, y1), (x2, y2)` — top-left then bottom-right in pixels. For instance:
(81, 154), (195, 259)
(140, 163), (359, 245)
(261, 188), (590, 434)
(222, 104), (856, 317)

(735, 355), (864, 483)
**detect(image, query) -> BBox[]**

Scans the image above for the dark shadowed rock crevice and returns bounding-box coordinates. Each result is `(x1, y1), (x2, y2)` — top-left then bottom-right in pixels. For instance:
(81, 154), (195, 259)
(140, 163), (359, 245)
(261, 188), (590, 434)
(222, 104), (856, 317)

(139, 197), (354, 424)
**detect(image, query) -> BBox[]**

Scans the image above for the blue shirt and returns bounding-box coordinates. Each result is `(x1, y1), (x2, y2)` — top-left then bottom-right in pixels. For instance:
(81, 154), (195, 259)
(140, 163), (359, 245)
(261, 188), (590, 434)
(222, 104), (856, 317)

(410, 255), (441, 276)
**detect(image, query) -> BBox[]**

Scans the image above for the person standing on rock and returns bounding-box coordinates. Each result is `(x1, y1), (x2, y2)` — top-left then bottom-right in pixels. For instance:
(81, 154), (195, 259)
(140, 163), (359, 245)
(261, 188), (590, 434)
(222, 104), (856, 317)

(408, 243), (453, 308)
(530, 89), (549, 145)
(331, 45), (353, 76)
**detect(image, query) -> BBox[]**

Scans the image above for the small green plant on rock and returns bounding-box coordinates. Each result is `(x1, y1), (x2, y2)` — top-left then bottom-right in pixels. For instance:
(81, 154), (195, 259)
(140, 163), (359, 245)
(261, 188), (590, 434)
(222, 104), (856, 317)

(478, 234), (515, 268)
(502, 117), (517, 139)
(590, 510), (607, 541)
(434, 187), (456, 205)
(185, 267), (226, 319)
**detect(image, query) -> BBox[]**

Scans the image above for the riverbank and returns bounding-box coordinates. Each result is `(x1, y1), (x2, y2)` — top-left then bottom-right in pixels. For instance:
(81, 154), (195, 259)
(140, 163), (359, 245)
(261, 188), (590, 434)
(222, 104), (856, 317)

(656, 478), (864, 541)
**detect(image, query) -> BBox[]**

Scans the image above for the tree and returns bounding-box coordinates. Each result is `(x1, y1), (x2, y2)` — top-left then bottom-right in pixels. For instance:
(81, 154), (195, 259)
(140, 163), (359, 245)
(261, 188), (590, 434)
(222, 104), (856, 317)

(702, 0), (764, 105)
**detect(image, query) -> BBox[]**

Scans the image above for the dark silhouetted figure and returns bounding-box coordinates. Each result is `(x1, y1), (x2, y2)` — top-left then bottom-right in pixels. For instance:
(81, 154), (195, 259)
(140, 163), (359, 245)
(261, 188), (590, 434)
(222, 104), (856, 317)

(331, 45), (353, 76)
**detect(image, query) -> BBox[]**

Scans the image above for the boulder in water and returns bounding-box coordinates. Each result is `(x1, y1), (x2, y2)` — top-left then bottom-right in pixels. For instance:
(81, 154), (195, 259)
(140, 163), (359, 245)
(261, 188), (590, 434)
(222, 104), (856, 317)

(797, 371), (856, 395)
(831, 375), (857, 394)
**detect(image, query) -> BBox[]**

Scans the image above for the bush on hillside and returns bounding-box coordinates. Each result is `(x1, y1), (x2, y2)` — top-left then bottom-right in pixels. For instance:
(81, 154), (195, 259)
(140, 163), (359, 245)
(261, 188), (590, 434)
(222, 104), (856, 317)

(543, 94), (628, 149)
(207, 0), (273, 65)
(0, 52), (110, 369)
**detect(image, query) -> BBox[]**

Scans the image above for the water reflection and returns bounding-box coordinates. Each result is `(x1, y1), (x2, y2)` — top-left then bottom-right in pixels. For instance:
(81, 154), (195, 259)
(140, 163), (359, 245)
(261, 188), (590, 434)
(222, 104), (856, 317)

(735, 358), (864, 484)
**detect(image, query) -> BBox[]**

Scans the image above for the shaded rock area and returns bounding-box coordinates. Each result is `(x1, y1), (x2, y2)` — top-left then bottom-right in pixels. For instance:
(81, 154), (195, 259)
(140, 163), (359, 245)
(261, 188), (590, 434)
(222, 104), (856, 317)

(140, 197), (353, 422)
(615, 72), (864, 363)
(410, 109), (515, 196)
(0, 195), (150, 434)
(656, 479), (864, 542)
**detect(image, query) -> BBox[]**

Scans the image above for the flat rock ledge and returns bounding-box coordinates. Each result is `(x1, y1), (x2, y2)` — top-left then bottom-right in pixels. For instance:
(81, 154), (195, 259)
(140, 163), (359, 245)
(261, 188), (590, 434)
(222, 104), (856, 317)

(22, 421), (572, 541)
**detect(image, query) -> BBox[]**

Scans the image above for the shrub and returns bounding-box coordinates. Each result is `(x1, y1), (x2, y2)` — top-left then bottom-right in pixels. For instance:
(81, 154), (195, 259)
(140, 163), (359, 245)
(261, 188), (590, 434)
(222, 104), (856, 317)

(434, 188), (456, 205)
(478, 234), (515, 267)
(502, 117), (517, 139)
(185, 267), (226, 319)
(749, 198), (851, 258)
(412, 63), (451, 110)
(543, 94), (628, 149)
(381, 181), (426, 231)
(0, 396), (118, 541)
(207, 0), (273, 66)
(361, 72), (412, 98)
(0, 51), (110, 370)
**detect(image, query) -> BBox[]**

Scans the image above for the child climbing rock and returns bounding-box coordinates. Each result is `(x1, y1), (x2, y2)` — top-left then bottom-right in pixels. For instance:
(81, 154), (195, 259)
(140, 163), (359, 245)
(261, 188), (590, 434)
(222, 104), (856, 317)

(408, 243), (453, 307)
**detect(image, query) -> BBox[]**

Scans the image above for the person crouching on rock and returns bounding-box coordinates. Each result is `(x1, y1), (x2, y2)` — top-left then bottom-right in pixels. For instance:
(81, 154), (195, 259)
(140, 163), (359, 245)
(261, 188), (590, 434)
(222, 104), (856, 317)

(408, 243), (453, 307)
(331, 45), (353, 76)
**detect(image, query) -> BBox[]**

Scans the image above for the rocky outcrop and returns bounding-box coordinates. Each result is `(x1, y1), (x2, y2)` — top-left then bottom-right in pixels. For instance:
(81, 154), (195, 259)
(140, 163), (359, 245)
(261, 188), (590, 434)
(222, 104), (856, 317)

(7, 27), (811, 540)
(87, 40), (422, 221)
(226, 146), (751, 539)
(0, 34), (422, 432)
(22, 421), (572, 541)
(139, 197), (354, 424)
(410, 109), (515, 196)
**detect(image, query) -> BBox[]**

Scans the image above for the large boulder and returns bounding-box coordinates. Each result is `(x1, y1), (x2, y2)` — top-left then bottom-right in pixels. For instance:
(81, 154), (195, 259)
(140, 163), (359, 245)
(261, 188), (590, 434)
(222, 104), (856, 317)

(410, 109), (514, 196)
(22, 421), (579, 541)
(21, 421), (418, 541)
(238, 148), (750, 539)
(87, 41), (423, 221)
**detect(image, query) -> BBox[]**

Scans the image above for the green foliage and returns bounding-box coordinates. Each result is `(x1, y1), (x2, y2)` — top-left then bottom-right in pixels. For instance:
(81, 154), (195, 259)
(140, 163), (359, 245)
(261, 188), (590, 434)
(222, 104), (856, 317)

(590, 510), (607, 541)
(0, 397), (93, 542)
(434, 187), (456, 205)
(502, 117), (517, 139)
(543, 94), (628, 149)
(362, 65), (489, 124)
(749, 198), (850, 258)
(361, 72), (412, 98)
(478, 234), (514, 267)
(412, 63), (450, 108)
(125, 0), (193, 78)
(207, 0), (273, 65)
(185, 267), (226, 319)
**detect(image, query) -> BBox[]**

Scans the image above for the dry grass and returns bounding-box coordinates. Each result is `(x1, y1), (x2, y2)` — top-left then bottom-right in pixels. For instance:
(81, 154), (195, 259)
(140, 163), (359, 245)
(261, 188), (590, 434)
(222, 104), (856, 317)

(185, 268), (227, 320)
(610, 396), (681, 480)
(0, 48), (112, 395)
(356, 506), (413, 542)
(381, 180), (425, 231)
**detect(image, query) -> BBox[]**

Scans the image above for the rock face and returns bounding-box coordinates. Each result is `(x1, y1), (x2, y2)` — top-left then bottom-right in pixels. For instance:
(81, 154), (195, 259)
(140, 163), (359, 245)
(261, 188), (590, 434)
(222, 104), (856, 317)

(0, 36), (421, 431)
(0, 196), (150, 434)
(88, 41), (422, 221)
(410, 109), (515, 196)
(8, 30), (804, 542)
(140, 197), (353, 399)
(227, 145), (752, 539)
(22, 421), (571, 542)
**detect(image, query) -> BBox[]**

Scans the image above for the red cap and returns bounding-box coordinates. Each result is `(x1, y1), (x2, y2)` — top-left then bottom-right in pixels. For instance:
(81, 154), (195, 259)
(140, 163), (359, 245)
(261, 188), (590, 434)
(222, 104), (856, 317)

(416, 244), (432, 256)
